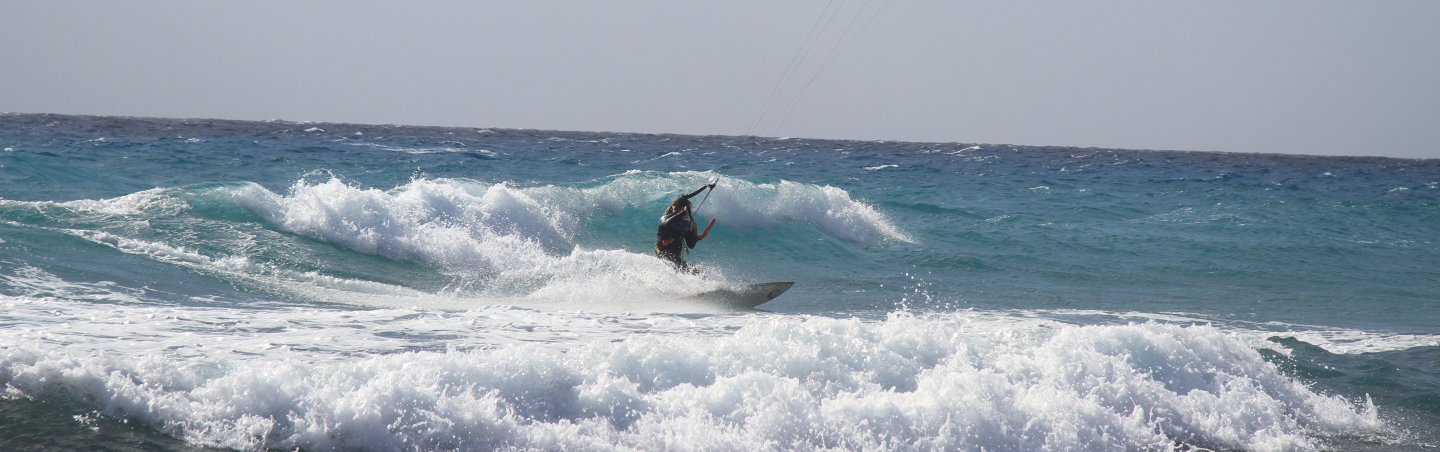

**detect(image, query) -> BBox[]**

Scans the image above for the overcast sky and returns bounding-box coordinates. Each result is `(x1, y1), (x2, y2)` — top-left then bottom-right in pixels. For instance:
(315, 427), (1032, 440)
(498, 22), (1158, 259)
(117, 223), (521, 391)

(3, 1), (1437, 158)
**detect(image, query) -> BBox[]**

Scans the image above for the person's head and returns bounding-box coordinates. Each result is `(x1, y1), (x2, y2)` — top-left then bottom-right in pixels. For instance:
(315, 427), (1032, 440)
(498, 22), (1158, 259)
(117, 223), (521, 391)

(667, 196), (691, 216)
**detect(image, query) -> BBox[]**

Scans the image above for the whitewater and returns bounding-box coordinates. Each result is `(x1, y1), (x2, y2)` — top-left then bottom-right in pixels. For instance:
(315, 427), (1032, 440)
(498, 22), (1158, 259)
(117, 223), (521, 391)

(2, 114), (1437, 451)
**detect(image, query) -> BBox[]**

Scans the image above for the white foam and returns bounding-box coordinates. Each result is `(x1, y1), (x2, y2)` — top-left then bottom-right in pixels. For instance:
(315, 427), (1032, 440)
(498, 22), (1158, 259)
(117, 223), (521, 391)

(52, 187), (189, 216)
(246, 177), (573, 272)
(71, 229), (213, 266)
(0, 303), (1390, 451)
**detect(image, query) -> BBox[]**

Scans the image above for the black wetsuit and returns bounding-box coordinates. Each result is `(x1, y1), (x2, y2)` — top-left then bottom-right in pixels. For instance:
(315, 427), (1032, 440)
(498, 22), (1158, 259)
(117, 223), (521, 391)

(655, 214), (700, 269)
(654, 184), (711, 270)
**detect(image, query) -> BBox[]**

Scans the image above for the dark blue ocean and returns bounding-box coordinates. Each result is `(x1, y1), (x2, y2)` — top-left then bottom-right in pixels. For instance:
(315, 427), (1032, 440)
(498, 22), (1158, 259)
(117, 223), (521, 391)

(2, 113), (1437, 450)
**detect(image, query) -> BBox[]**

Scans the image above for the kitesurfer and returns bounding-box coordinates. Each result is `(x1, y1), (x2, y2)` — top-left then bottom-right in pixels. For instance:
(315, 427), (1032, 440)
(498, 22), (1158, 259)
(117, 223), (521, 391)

(655, 182), (717, 271)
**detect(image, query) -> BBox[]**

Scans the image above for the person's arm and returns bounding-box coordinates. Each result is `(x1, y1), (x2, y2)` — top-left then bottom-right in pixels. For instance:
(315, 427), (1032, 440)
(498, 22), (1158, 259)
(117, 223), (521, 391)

(681, 182), (714, 200)
(682, 186), (706, 200)
(684, 219), (701, 248)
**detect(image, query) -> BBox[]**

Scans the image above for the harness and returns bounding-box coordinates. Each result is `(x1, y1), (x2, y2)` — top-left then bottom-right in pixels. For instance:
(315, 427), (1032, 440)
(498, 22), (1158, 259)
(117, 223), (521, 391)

(656, 215), (689, 248)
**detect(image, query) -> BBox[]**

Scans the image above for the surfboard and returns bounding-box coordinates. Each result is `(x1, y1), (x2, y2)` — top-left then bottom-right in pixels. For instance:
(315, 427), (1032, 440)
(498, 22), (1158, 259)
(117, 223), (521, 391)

(687, 282), (794, 308)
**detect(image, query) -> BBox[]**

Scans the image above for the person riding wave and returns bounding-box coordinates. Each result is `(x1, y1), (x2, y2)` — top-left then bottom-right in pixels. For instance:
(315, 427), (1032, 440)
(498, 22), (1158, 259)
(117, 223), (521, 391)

(655, 182), (717, 271)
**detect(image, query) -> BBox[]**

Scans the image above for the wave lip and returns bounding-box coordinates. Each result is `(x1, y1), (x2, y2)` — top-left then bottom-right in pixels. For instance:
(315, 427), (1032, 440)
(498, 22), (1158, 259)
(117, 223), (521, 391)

(545, 170), (913, 243)
(235, 177), (574, 272)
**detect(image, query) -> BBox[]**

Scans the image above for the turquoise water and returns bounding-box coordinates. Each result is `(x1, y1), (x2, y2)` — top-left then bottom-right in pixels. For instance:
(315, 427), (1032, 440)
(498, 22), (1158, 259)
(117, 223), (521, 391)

(2, 113), (1437, 450)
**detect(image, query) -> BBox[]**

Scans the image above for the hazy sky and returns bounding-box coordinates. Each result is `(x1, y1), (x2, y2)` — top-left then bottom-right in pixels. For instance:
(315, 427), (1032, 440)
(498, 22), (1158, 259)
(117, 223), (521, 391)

(4, 1), (1437, 158)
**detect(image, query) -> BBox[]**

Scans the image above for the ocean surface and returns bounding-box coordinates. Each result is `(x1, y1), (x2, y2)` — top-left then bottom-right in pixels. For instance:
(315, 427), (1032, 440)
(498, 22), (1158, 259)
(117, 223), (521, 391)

(1, 113), (1437, 451)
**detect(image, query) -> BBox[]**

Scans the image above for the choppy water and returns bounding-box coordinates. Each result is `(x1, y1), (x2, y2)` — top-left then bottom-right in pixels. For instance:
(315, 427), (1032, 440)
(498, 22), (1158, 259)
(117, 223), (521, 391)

(2, 113), (1437, 450)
